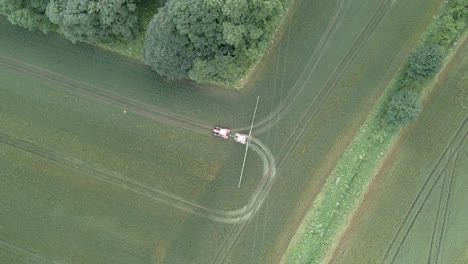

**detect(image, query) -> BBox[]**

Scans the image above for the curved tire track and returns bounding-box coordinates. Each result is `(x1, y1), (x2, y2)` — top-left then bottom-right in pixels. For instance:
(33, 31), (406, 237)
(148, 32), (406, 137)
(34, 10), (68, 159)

(1, 0), (396, 261)
(234, 0), (351, 132)
(0, 132), (275, 224)
(212, 0), (397, 262)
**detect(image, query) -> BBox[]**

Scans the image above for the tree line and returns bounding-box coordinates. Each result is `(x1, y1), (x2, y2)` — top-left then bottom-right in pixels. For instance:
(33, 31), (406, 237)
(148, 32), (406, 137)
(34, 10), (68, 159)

(143, 0), (284, 87)
(0, 0), (286, 88)
(0, 0), (138, 43)
(379, 0), (467, 129)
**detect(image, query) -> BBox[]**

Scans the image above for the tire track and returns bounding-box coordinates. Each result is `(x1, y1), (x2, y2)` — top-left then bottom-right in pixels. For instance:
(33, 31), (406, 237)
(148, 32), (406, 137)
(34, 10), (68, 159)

(387, 154), (446, 264)
(235, 0), (351, 132)
(212, 0), (396, 262)
(245, 0), (393, 236)
(211, 0), (352, 248)
(433, 148), (459, 264)
(426, 164), (448, 264)
(0, 56), (211, 134)
(386, 136), (467, 264)
(274, 0), (395, 173)
(4, 0), (394, 260)
(0, 56), (281, 224)
(210, 0), (357, 257)
(0, 132), (216, 219)
(426, 150), (458, 264)
(0, 60), (205, 136)
(0, 56), (211, 129)
(0, 131), (275, 223)
(210, 138), (277, 264)
(0, 239), (64, 264)
(380, 116), (468, 264)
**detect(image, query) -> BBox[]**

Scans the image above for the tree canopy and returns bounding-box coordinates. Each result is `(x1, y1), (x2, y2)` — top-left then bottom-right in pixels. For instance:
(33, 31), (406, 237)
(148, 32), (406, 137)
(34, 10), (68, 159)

(425, 0), (468, 47)
(45, 0), (138, 43)
(143, 0), (284, 86)
(381, 90), (421, 128)
(406, 45), (443, 81)
(0, 0), (55, 32)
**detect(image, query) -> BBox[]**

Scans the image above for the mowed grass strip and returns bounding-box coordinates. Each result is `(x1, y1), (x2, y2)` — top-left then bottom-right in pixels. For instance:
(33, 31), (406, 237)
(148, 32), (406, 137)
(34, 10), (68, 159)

(285, 3), (467, 263)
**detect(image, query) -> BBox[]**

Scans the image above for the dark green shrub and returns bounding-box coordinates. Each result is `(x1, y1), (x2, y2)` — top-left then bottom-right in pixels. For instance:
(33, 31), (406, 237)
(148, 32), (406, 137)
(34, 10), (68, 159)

(143, 0), (283, 86)
(0, 0), (55, 33)
(142, 3), (195, 80)
(407, 45), (443, 81)
(381, 90), (421, 128)
(425, 16), (464, 48)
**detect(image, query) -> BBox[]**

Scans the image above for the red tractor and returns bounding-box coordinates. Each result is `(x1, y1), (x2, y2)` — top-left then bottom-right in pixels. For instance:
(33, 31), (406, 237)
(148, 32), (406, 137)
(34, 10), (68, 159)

(212, 127), (249, 144)
(212, 127), (231, 139)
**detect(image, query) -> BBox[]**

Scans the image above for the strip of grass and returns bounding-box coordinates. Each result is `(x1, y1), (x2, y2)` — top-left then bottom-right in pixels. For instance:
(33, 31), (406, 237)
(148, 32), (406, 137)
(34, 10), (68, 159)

(285, 1), (467, 263)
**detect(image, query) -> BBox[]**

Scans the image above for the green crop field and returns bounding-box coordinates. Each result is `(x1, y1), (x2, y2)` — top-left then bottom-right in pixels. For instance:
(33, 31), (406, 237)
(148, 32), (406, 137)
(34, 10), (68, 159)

(329, 39), (468, 264)
(0, 0), (446, 262)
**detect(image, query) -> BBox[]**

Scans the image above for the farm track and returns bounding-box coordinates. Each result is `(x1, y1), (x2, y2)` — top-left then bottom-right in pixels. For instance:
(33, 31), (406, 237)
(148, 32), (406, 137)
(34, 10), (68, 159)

(211, 0), (396, 262)
(0, 52), (283, 225)
(0, 239), (63, 264)
(0, 0), (410, 262)
(426, 160), (448, 264)
(275, 0), (395, 171)
(0, 56), (211, 136)
(0, 0), (392, 246)
(432, 149), (459, 264)
(0, 131), (276, 224)
(380, 116), (468, 264)
(236, 0), (352, 132)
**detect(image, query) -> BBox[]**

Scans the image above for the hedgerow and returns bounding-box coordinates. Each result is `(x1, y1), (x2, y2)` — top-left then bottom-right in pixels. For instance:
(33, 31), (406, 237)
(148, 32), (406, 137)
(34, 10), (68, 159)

(379, 0), (467, 129)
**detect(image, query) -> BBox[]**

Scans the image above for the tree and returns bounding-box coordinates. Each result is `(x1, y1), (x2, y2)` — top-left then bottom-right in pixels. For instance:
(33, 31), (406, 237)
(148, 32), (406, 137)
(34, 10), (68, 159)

(45, 0), (138, 43)
(407, 45), (443, 81)
(143, 4), (196, 80)
(143, 0), (283, 85)
(381, 90), (421, 128)
(0, 0), (55, 33)
(425, 0), (467, 48)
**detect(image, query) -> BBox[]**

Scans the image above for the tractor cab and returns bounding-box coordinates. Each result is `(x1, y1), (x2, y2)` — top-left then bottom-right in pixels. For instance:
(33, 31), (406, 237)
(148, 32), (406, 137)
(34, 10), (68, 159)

(212, 127), (231, 139)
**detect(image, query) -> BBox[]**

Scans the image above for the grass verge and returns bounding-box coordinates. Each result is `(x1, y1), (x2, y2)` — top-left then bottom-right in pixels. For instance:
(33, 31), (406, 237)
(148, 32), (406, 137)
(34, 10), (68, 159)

(284, 1), (467, 263)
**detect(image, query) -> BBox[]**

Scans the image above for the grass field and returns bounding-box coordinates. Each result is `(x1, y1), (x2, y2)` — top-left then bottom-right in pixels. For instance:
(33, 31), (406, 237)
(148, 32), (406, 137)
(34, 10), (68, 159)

(329, 38), (468, 264)
(0, 0), (445, 262)
(0, 62), (267, 262)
